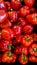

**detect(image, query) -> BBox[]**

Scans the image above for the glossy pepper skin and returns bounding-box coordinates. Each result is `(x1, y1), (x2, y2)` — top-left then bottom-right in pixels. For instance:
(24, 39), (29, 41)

(19, 6), (30, 17)
(11, 0), (22, 10)
(0, 10), (8, 23)
(2, 28), (14, 40)
(17, 17), (27, 27)
(18, 53), (28, 65)
(12, 25), (22, 35)
(21, 35), (33, 47)
(5, 2), (11, 11)
(8, 11), (18, 22)
(0, 19), (12, 28)
(0, 0), (4, 2)
(26, 13), (37, 25)
(14, 45), (28, 55)
(23, 25), (33, 34)
(0, 40), (12, 51)
(29, 43), (37, 56)
(29, 55), (37, 62)
(31, 33), (37, 42)
(0, 2), (6, 10)
(2, 51), (17, 63)
(24, 0), (34, 7)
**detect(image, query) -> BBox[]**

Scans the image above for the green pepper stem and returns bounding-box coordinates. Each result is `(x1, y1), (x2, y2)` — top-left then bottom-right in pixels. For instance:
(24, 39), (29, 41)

(8, 52), (12, 57)
(26, 37), (30, 41)
(7, 44), (11, 50)
(12, 46), (15, 49)
(22, 53), (26, 61)
(34, 47), (37, 52)
(18, 22), (21, 24)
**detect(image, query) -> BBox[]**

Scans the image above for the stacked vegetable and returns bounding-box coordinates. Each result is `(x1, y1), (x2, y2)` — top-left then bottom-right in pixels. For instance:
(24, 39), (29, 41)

(0, 0), (37, 64)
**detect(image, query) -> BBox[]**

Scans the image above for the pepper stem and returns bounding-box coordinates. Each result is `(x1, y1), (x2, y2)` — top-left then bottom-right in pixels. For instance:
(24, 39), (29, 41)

(34, 47), (37, 52)
(26, 37), (30, 41)
(22, 53), (26, 61)
(12, 46), (15, 49)
(21, 0), (24, 2)
(18, 22), (21, 24)
(8, 52), (12, 57)
(7, 44), (11, 50)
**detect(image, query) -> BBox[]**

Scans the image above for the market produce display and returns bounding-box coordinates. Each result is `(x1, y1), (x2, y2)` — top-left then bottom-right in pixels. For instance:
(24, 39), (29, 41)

(0, 0), (37, 64)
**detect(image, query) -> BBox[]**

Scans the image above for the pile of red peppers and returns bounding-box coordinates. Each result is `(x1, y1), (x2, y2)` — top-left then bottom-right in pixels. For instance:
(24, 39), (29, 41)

(0, 0), (37, 64)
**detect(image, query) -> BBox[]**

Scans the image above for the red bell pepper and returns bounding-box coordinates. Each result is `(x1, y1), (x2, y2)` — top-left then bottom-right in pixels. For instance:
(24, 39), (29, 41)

(29, 43), (37, 56)
(18, 53), (28, 65)
(0, 40), (12, 51)
(21, 35), (33, 47)
(26, 13), (37, 25)
(11, 0), (22, 10)
(2, 51), (17, 63)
